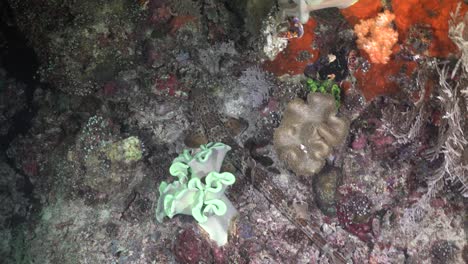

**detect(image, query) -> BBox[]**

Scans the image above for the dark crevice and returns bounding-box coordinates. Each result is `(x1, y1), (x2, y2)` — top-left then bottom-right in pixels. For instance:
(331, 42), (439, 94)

(0, 1), (39, 151)
(0, 2), (41, 215)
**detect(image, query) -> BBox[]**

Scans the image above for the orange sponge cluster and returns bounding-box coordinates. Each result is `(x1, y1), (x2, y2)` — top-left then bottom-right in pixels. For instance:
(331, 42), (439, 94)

(354, 10), (398, 64)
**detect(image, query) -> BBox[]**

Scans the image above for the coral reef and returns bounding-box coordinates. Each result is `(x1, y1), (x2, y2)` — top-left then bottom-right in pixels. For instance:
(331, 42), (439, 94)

(273, 93), (349, 176)
(1, 0), (467, 263)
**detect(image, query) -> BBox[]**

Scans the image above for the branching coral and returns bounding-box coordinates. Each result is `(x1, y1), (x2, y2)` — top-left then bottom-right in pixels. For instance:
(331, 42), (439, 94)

(273, 93), (349, 176)
(156, 142), (238, 246)
(279, 0), (360, 23)
(354, 10), (398, 64)
(424, 64), (468, 197)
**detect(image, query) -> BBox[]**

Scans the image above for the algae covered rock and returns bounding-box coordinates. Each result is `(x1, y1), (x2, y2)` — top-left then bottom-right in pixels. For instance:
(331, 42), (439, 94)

(71, 115), (144, 195)
(104, 136), (143, 163)
(313, 166), (341, 216)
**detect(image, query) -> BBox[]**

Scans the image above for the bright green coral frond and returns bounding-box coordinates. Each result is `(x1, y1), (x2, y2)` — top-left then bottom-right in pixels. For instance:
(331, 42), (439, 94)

(306, 78), (341, 108)
(203, 199), (228, 216)
(169, 161), (190, 182)
(191, 190), (207, 223)
(193, 142), (230, 162)
(187, 177), (204, 190)
(155, 142), (238, 246)
(205, 172), (236, 193)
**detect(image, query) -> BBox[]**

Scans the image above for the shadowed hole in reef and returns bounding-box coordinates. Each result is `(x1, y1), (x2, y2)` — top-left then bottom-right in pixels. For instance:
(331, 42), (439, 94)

(0, 2), (40, 211)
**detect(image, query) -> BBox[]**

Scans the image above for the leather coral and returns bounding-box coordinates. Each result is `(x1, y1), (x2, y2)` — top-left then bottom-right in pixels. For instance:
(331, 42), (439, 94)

(274, 93), (349, 176)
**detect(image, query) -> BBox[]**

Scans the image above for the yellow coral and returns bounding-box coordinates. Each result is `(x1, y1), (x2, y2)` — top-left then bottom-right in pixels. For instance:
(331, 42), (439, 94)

(354, 10), (398, 64)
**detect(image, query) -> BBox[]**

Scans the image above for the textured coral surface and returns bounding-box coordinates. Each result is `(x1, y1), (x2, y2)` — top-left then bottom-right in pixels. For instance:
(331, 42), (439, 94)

(274, 93), (349, 176)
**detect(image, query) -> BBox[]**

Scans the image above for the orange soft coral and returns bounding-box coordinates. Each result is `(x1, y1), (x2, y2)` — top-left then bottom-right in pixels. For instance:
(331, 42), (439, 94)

(354, 10), (398, 64)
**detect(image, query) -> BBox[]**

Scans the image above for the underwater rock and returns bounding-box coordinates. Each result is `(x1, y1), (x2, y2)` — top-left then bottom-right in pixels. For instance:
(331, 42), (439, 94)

(184, 133), (208, 148)
(103, 136), (143, 163)
(70, 115), (145, 200)
(313, 166), (341, 216)
(0, 160), (30, 263)
(225, 117), (249, 137)
(259, 14), (289, 61)
(337, 191), (373, 242)
(393, 0), (468, 57)
(247, 140), (274, 167)
(173, 228), (214, 264)
(223, 66), (272, 119)
(244, 0), (276, 36)
(430, 240), (459, 264)
(304, 50), (349, 81)
(8, 0), (140, 96)
(0, 69), (27, 137)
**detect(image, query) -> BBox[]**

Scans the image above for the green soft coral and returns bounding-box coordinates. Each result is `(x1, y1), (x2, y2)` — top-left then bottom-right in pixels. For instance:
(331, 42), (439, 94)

(306, 78), (341, 108)
(155, 142), (238, 246)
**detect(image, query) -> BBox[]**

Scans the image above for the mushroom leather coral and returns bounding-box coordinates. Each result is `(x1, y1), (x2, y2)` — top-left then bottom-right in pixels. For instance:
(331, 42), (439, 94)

(274, 93), (349, 176)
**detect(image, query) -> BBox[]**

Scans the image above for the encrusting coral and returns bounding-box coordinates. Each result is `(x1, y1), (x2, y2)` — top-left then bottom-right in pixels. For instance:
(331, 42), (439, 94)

(354, 10), (398, 64)
(273, 93), (349, 176)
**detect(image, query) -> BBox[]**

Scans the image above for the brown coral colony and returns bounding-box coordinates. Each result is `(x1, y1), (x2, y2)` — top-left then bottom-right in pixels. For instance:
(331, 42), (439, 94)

(274, 93), (349, 176)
